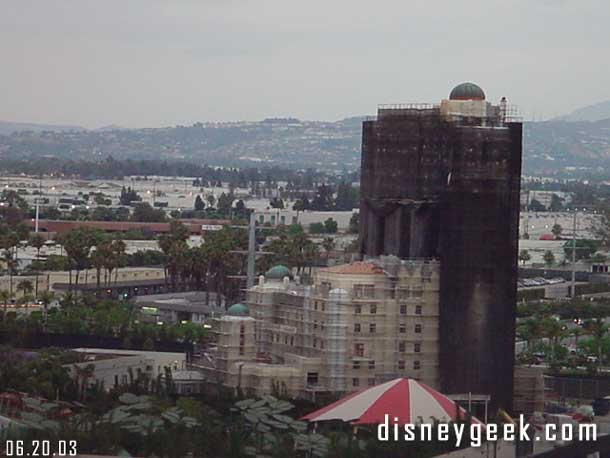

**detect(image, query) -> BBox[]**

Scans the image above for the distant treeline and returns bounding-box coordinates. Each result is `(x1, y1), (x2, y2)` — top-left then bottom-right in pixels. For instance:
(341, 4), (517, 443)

(0, 157), (358, 186)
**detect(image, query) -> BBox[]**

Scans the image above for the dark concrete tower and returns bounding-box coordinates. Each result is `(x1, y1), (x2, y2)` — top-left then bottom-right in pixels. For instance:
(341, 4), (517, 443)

(359, 83), (522, 410)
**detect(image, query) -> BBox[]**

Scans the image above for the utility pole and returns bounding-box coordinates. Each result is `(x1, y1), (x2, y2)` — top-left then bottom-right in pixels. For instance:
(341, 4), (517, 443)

(247, 212), (256, 288)
(524, 190), (530, 239)
(571, 208), (577, 298)
(35, 198), (40, 233)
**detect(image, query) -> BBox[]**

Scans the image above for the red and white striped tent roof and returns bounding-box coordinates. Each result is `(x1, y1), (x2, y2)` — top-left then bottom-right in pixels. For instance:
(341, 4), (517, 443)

(302, 378), (482, 425)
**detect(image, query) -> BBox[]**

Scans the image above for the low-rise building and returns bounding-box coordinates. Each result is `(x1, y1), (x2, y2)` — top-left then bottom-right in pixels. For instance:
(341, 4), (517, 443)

(66, 348), (187, 390)
(134, 291), (225, 324)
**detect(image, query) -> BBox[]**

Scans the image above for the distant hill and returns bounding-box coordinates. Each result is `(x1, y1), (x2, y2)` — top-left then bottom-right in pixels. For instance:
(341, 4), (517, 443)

(94, 125), (128, 132)
(553, 100), (610, 122)
(0, 120), (85, 135)
(1, 115), (610, 179)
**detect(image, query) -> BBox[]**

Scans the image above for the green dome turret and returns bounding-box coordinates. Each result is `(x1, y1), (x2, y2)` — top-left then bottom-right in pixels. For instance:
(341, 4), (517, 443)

(449, 82), (485, 101)
(265, 265), (293, 280)
(226, 303), (249, 316)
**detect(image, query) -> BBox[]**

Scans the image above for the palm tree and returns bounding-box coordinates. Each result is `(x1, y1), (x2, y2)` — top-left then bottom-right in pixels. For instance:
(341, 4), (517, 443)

(585, 318), (608, 369)
(322, 237), (335, 266)
(29, 233), (45, 259)
(90, 247), (106, 290)
(16, 279), (34, 311)
(73, 363), (96, 401)
(0, 290), (12, 320)
(572, 326), (586, 347)
(57, 228), (100, 294)
(111, 240), (126, 285)
(518, 317), (545, 351)
(2, 249), (17, 295)
(38, 291), (55, 331)
(29, 233), (45, 295)
(541, 318), (568, 363)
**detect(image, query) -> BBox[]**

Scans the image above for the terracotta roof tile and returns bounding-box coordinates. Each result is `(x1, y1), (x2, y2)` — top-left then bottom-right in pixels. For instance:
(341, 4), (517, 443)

(320, 261), (385, 275)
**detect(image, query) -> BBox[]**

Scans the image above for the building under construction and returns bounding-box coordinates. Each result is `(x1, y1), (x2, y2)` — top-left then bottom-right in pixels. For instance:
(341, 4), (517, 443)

(202, 259), (440, 399)
(359, 82), (522, 410)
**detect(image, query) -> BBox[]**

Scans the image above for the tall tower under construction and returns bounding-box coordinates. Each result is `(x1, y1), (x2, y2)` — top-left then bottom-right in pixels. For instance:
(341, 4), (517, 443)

(359, 83), (522, 410)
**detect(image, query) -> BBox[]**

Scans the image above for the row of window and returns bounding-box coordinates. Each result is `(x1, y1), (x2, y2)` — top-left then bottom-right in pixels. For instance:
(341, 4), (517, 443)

(398, 342), (422, 353)
(310, 302), (424, 315)
(352, 323), (422, 334)
(354, 304), (377, 314)
(353, 323), (423, 334)
(353, 304), (423, 315)
(398, 287), (424, 299)
(353, 360), (376, 369)
(397, 360), (421, 370)
(401, 304), (423, 315)
(353, 377), (377, 387)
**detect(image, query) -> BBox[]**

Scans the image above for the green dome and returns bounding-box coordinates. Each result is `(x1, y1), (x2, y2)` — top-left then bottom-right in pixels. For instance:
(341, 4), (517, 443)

(226, 303), (249, 316)
(449, 82), (485, 101)
(265, 265), (293, 280)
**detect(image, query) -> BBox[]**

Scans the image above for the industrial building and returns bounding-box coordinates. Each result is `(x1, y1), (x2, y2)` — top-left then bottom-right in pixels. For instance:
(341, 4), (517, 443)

(359, 82), (522, 410)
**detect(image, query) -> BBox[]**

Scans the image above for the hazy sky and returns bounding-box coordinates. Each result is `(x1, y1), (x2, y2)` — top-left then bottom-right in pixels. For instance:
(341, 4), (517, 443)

(2, 0), (609, 128)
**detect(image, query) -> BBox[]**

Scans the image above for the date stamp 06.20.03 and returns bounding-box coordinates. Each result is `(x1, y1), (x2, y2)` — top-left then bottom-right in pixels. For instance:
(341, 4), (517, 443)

(2, 440), (77, 457)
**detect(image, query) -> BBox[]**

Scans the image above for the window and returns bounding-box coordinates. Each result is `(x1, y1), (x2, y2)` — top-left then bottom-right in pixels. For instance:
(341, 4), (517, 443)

(415, 324), (422, 333)
(290, 336), (294, 346)
(314, 320), (318, 330)
(415, 305), (422, 315)
(399, 324), (406, 334)
(399, 288), (409, 299)
(354, 323), (361, 333)
(354, 343), (365, 357)
(370, 304), (377, 314)
(313, 338), (317, 348)
(369, 323), (376, 333)
(314, 301), (318, 310)
(320, 340), (325, 350)
(352, 378), (360, 387)
(353, 361), (361, 369)
(414, 361), (421, 370)
(414, 343), (421, 353)
(400, 304), (407, 315)
(355, 305), (362, 314)
(368, 360), (376, 369)
(322, 303), (325, 312)
(398, 341), (406, 352)
(368, 378), (376, 386)
(307, 372), (319, 386)
(412, 287), (423, 298)
(354, 284), (374, 298)
(398, 361), (405, 370)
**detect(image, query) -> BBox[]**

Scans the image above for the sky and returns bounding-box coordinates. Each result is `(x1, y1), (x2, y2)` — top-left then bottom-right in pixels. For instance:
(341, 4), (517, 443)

(1, 0), (609, 128)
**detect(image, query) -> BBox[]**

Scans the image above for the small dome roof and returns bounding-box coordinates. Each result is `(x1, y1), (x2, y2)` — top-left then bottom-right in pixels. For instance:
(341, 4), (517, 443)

(226, 303), (249, 316)
(265, 265), (293, 280)
(449, 82), (485, 101)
